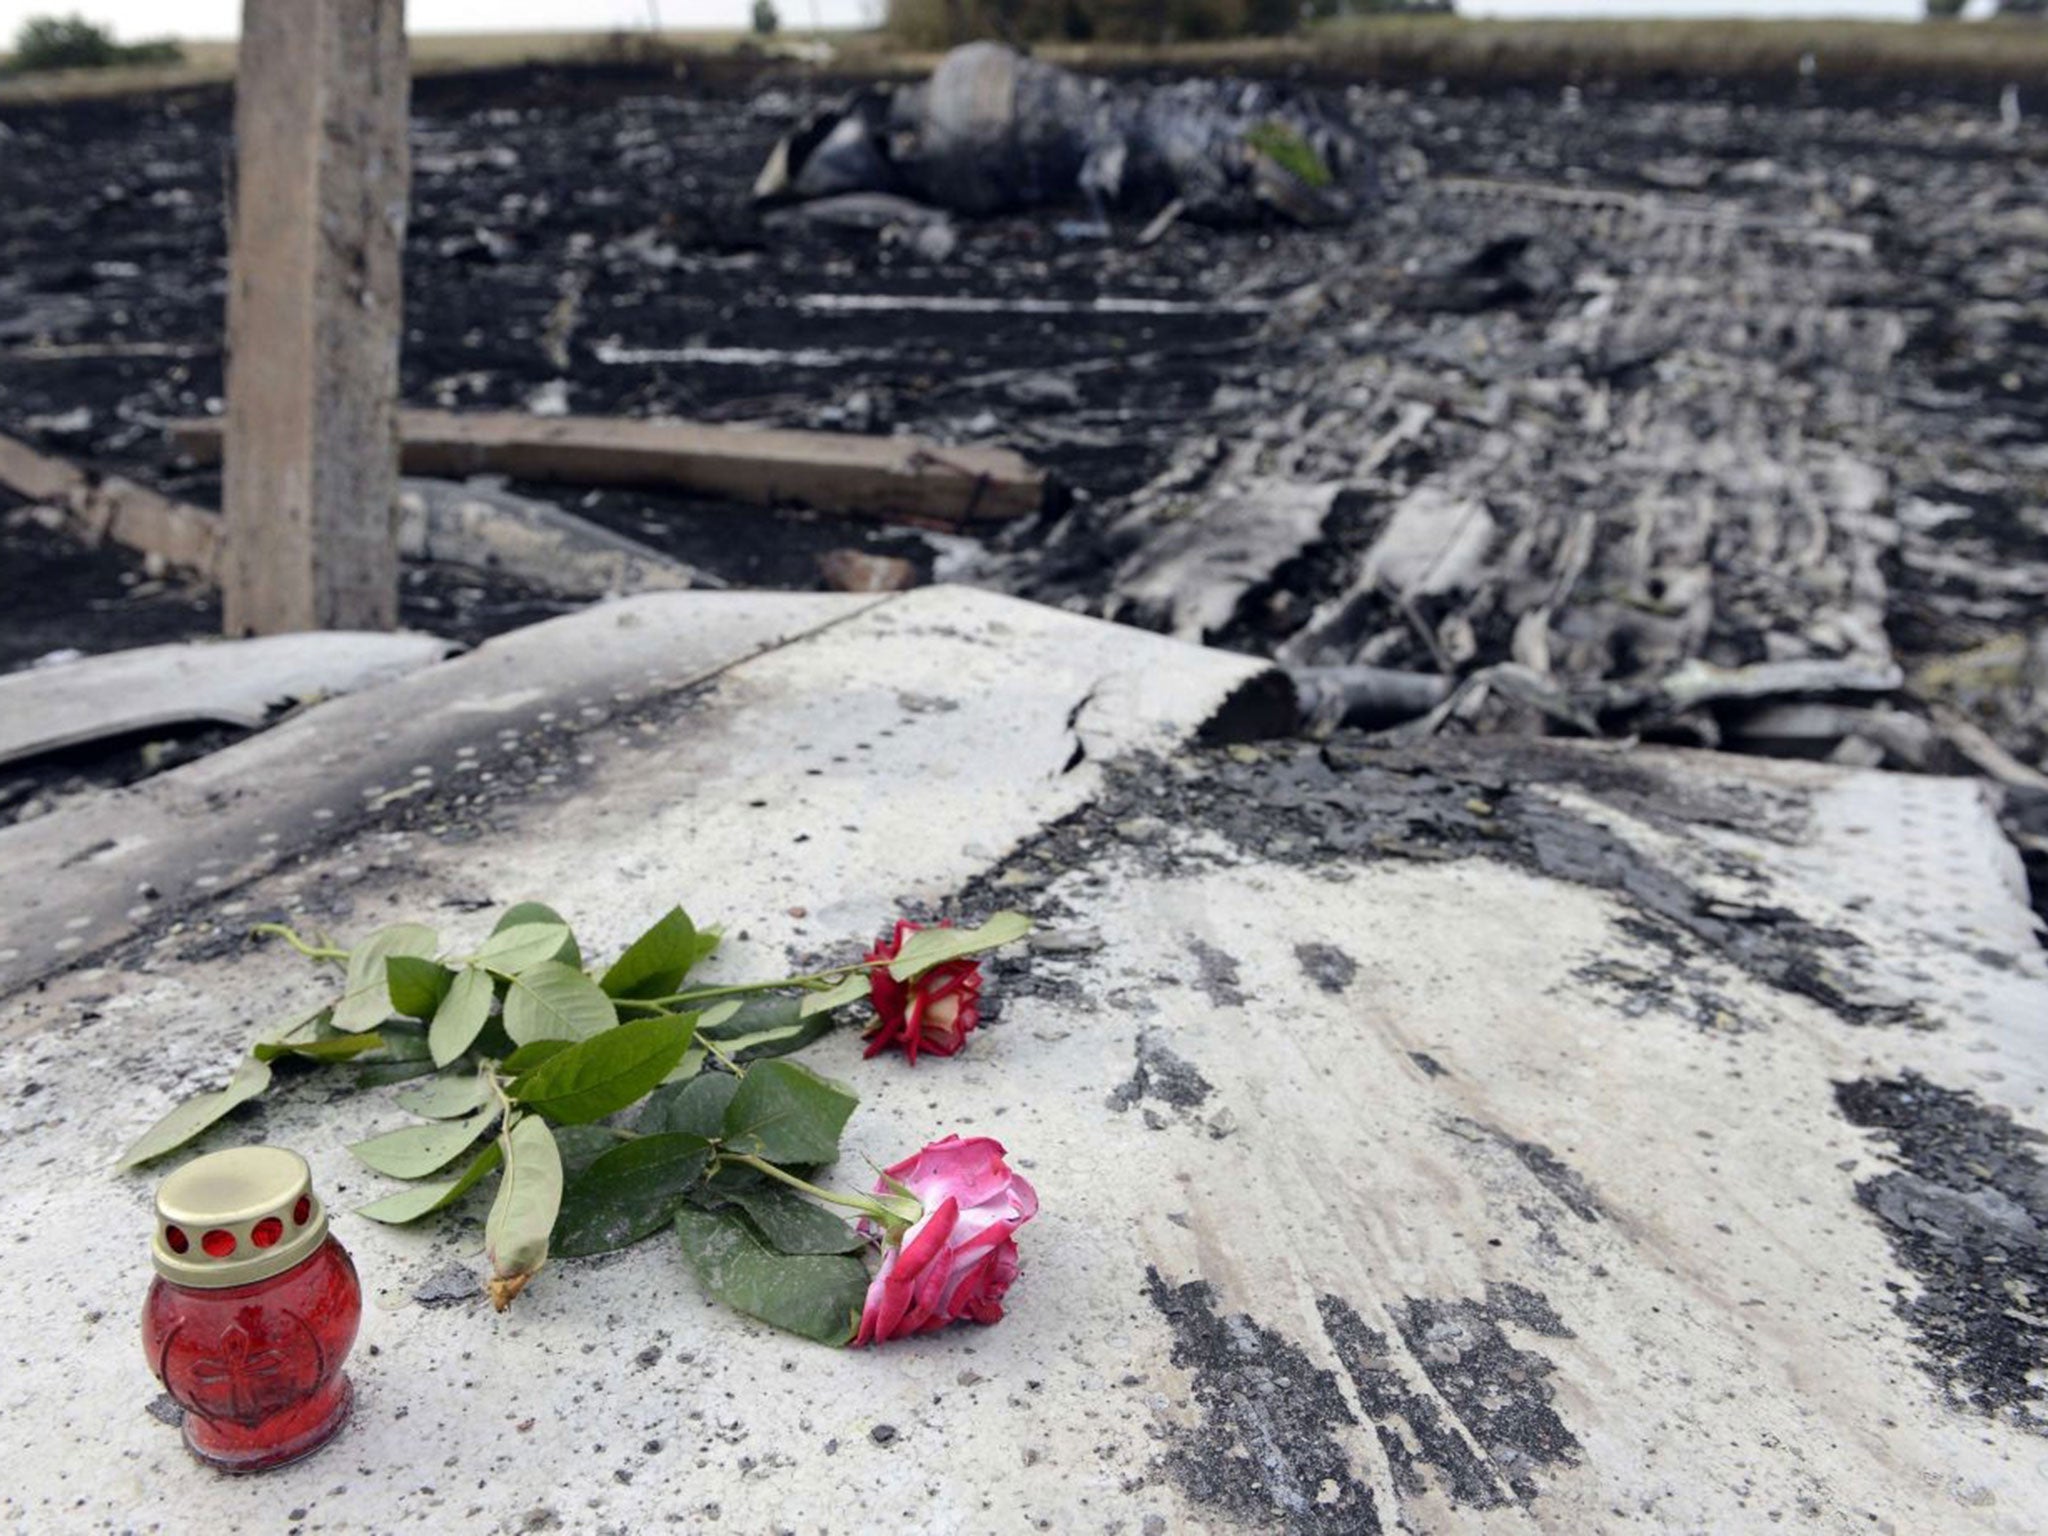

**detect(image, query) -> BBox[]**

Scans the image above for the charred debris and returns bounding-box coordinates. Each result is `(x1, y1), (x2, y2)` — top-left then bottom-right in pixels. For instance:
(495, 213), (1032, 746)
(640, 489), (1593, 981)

(1, 48), (2044, 909)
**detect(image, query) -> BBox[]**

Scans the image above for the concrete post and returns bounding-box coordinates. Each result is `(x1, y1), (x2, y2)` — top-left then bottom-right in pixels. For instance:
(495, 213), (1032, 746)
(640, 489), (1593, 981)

(221, 0), (408, 635)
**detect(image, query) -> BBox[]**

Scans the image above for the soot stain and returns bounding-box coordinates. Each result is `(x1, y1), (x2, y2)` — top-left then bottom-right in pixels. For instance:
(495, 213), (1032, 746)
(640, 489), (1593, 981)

(1458, 1118), (1606, 1223)
(1110, 1028), (1214, 1115)
(1835, 1073), (2048, 1433)
(1318, 1295), (1508, 1509)
(1389, 1283), (1583, 1505)
(1186, 938), (1248, 1008)
(1145, 1268), (1382, 1536)
(1571, 915), (1754, 1034)
(971, 737), (1916, 1030)
(1296, 941), (1359, 994)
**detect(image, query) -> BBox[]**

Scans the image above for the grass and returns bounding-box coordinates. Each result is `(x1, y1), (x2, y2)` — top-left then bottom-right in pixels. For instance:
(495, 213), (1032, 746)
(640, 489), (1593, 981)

(1298, 15), (2048, 85)
(984, 17), (2048, 88)
(2, 17), (2044, 106)
(0, 28), (753, 105)
(849, 15), (2048, 87)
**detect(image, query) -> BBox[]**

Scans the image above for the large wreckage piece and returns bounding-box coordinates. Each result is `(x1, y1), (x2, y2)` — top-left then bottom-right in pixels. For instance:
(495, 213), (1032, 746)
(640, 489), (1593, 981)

(6, 589), (2048, 1531)
(754, 43), (1365, 228)
(1015, 145), (2048, 901)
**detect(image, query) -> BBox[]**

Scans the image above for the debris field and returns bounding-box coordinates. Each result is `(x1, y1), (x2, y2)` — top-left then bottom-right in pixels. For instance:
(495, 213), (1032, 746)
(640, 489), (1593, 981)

(1, 55), (2045, 897)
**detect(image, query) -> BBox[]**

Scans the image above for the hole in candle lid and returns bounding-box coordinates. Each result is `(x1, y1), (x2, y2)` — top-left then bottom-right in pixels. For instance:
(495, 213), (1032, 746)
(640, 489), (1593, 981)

(292, 1196), (312, 1226)
(251, 1217), (283, 1249)
(164, 1225), (188, 1254)
(201, 1229), (235, 1258)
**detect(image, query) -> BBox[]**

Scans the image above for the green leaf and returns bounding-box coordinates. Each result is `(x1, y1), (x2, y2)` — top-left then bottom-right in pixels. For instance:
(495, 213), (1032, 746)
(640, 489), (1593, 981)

(509, 1013), (700, 1124)
(247, 1005), (333, 1060)
(600, 907), (713, 1000)
(688, 999), (823, 1056)
(486, 1117), (564, 1303)
(253, 1032), (385, 1064)
(637, 1070), (739, 1138)
(387, 955), (455, 1020)
(354, 1058), (440, 1089)
(714, 1015), (840, 1064)
(428, 966), (495, 1068)
(116, 1054), (272, 1169)
(359, 1023), (432, 1058)
(553, 1133), (713, 1258)
(475, 922), (578, 976)
(800, 973), (871, 1018)
(550, 1124), (619, 1178)
(886, 912), (1032, 982)
(502, 961), (619, 1046)
(701, 995), (796, 1038)
(723, 1184), (864, 1255)
(720, 1060), (857, 1165)
(356, 1142), (503, 1224)
(501, 1039), (573, 1074)
(351, 1024), (439, 1088)
(350, 1111), (493, 1179)
(332, 922), (441, 1033)
(493, 902), (582, 968)
(660, 1006), (736, 1082)
(696, 999), (744, 1032)
(396, 1073), (489, 1120)
(673, 1206), (868, 1345)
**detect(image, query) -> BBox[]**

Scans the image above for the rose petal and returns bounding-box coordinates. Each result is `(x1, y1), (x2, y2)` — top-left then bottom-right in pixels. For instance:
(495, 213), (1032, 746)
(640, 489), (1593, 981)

(853, 1136), (1035, 1347)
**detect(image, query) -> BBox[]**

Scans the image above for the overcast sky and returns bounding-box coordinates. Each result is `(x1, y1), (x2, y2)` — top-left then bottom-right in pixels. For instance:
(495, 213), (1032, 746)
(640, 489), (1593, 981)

(0, 0), (1952, 44)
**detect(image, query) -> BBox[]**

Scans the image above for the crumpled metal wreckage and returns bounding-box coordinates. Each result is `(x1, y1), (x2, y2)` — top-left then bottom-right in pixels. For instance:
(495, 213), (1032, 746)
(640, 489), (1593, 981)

(754, 42), (1371, 230)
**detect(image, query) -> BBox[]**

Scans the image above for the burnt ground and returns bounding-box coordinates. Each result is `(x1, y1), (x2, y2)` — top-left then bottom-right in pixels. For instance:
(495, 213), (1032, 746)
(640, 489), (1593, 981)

(0, 60), (1272, 656)
(4, 63), (2046, 885)
(3, 64), (2041, 667)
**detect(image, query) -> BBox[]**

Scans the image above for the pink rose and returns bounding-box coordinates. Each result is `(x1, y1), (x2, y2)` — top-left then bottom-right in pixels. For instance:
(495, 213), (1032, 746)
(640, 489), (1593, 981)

(853, 1135), (1038, 1346)
(863, 920), (984, 1064)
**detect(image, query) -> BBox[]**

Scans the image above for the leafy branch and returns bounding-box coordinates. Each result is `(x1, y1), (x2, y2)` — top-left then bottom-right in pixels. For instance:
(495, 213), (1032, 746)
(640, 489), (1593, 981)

(118, 901), (1031, 1338)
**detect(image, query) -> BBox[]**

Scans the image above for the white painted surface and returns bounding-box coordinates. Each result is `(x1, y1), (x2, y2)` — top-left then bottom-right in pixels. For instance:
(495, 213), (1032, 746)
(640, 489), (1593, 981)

(0, 591), (2039, 1534)
(0, 631), (454, 768)
(0, 591), (878, 996)
(0, 586), (1271, 1534)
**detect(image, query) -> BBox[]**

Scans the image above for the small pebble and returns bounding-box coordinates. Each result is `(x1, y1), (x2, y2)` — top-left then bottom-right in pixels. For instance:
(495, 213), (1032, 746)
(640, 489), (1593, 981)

(1030, 927), (1103, 956)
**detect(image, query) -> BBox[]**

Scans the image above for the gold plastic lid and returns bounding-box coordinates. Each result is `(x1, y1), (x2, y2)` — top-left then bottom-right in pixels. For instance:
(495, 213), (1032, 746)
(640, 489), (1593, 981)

(151, 1146), (329, 1289)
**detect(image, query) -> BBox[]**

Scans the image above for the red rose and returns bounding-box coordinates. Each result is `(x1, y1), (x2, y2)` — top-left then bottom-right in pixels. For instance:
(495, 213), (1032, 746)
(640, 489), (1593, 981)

(863, 920), (984, 1064)
(853, 1135), (1038, 1347)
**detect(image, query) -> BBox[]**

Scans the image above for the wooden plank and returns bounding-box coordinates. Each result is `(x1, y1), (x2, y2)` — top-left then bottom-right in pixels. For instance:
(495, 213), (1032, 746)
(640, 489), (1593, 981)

(0, 433), (705, 599)
(0, 431), (221, 579)
(220, 0), (407, 635)
(172, 411), (1050, 525)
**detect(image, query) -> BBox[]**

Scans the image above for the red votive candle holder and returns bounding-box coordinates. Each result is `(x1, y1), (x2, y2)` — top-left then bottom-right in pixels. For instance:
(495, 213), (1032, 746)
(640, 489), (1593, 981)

(141, 1146), (362, 1472)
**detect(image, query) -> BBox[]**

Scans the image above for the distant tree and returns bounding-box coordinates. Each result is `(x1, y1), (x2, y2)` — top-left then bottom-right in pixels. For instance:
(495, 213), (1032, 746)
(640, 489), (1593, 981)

(11, 15), (117, 69)
(8, 14), (182, 72)
(1303, 0), (1454, 15)
(1242, 0), (1295, 35)
(1999, 0), (2047, 14)
(752, 0), (781, 33)
(1924, 0), (1966, 15)
(885, 0), (1453, 43)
